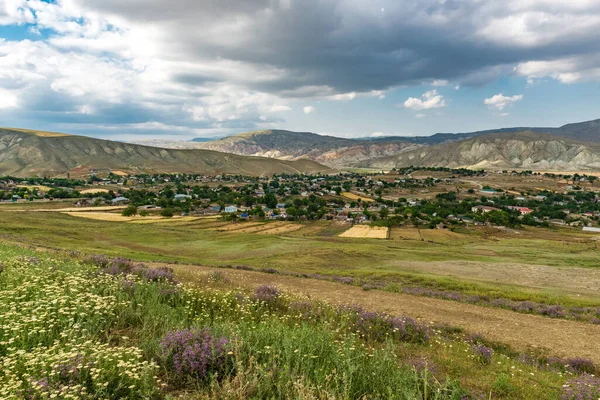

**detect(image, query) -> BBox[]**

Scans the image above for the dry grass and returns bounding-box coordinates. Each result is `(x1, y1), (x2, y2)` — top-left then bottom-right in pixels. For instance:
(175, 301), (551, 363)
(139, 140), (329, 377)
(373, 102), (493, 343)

(17, 184), (52, 191)
(7, 128), (70, 137)
(339, 225), (389, 239)
(80, 188), (110, 194)
(255, 223), (304, 235)
(341, 192), (375, 202)
(63, 211), (199, 224)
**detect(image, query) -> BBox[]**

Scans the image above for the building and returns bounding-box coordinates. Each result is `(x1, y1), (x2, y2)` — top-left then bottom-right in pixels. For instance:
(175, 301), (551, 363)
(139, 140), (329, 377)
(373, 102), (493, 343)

(471, 205), (500, 213)
(507, 206), (534, 215)
(112, 196), (129, 205)
(224, 205), (238, 213)
(174, 194), (192, 202)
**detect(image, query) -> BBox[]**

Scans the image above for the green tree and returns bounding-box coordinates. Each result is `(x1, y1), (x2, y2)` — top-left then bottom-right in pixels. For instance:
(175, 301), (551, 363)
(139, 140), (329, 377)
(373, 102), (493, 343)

(121, 205), (138, 217)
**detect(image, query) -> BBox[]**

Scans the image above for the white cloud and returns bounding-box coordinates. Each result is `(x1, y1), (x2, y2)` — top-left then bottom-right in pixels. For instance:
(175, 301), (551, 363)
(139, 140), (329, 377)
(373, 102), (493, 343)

(483, 94), (523, 110)
(269, 104), (292, 112)
(431, 80), (449, 87)
(415, 113), (426, 118)
(329, 92), (356, 101)
(500, 112), (510, 117)
(303, 106), (316, 114)
(0, 88), (18, 108)
(370, 132), (386, 137)
(403, 90), (446, 111)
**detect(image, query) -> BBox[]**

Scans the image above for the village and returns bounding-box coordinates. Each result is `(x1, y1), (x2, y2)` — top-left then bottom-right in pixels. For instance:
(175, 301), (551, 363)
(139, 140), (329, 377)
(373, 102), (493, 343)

(1, 167), (600, 232)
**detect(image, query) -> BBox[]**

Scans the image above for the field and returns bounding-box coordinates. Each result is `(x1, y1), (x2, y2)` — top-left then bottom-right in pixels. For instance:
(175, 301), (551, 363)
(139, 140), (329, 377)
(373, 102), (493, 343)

(339, 224), (389, 239)
(341, 191), (375, 202)
(1, 208), (600, 398)
(1, 243), (597, 399)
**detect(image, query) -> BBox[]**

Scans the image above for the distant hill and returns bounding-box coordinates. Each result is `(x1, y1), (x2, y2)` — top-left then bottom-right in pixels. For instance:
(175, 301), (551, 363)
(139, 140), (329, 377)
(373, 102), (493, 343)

(359, 131), (600, 171)
(0, 128), (333, 177)
(193, 119), (600, 168)
(195, 129), (421, 167)
(387, 118), (600, 145)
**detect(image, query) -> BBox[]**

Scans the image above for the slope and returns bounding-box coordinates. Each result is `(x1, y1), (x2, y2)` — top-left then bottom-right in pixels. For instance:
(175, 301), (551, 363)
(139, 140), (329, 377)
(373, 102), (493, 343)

(0, 128), (333, 177)
(195, 129), (421, 167)
(359, 131), (600, 171)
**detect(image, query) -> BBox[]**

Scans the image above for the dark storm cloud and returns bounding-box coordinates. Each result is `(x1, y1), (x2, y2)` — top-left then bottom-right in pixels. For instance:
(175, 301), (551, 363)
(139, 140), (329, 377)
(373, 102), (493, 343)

(77, 0), (600, 94)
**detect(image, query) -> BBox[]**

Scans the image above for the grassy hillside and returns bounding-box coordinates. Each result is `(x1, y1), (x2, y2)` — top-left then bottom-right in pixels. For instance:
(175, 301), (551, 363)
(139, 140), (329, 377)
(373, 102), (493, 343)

(0, 128), (333, 177)
(1, 243), (593, 399)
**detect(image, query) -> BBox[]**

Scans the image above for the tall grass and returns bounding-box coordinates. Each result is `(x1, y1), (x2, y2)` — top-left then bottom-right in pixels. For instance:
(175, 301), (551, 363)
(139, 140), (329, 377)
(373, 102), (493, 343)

(0, 244), (591, 399)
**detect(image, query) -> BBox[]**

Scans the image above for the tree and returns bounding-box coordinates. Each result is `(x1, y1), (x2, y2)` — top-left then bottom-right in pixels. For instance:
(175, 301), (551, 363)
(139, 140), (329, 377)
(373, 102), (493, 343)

(161, 208), (174, 218)
(379, 207), (389, 219)
(121, 205), (138, 217)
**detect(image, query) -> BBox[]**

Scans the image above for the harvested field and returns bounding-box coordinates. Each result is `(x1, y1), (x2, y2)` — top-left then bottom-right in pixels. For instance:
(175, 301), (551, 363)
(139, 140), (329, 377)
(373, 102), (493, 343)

(64, 212), (198, 224)
(216, 222), (266, 232)
(28, 206), (127, 212)
(339, 225), (389, 239)
(255, 223), (304, 235)
(341, 192), (374, 202)
(80, 188), (110, 194)
(390, 227), (471, 243)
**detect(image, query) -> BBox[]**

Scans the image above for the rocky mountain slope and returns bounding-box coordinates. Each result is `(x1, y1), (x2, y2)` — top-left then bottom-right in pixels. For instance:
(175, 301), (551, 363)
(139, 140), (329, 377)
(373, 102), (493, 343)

(191, 119), (600, 168)
(359, 131), (600, 171)
(195, 130), (421, 167)
(0, 128), (332, 177)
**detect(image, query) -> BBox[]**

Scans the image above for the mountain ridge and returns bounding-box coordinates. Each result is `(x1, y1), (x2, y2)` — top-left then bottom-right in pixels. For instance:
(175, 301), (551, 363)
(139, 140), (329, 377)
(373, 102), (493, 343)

(0, 128), (333, 177)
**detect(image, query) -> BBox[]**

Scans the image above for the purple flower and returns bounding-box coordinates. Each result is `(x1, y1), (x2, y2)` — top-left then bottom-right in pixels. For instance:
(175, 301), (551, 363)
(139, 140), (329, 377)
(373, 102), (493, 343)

(471, 345), (493, 365)
(253, 285), (281, 305)
(160, 328), (231, 384)
(560, 373), (600, 400)
(340, 305), (429, 344)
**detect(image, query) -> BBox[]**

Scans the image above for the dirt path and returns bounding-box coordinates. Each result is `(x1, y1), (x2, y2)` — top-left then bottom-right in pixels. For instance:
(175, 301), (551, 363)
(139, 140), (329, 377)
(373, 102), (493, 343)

(169, 263), (600, 363)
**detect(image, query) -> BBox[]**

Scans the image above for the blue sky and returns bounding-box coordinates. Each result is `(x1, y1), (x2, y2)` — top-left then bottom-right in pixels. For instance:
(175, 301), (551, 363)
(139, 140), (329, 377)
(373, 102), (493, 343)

(1, 0), (600, 140)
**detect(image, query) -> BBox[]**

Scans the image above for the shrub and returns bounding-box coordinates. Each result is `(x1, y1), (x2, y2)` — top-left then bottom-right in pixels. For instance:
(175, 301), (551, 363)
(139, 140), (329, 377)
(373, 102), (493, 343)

(253, 285), (284, 308)
(160, 328), (232, 385)
(161, 208), (174, 218)
(121, 205), (138, 217)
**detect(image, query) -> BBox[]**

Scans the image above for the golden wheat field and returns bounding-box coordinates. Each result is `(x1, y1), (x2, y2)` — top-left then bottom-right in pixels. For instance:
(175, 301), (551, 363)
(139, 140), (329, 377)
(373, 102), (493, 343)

(339, 225), (389, 239)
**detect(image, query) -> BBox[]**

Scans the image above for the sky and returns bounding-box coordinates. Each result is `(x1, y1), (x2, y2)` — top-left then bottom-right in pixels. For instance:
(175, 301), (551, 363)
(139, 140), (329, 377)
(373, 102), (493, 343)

(1, 0), (600, 141)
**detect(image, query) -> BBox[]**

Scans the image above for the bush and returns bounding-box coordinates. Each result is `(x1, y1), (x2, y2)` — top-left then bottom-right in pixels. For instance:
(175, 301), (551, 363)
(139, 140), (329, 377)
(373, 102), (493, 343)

(160, 328), (232, 386)
(121, 205), (138, 217)
(161, 208), (174, 218)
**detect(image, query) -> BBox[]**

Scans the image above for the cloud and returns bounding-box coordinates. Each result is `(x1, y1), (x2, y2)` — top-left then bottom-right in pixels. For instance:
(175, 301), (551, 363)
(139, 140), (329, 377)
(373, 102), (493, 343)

(415, 113), (426, 118)
(303, 106), (316, 114)
(403, 90), (446, 111)
(329, 92), (356, 101)
(484, 93), (523, 110)
(1, 0), (600, 135)
(370, 132), (386, 137)
(0, 88), (18, 108)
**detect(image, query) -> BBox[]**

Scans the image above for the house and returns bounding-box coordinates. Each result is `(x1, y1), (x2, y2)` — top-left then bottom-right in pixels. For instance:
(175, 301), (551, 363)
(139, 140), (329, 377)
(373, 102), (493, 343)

(507, 206), (534, 215)
(480, 189), (497, 194)
(112, 196), (129, 205)
(174, 194), (192, 202)
(224, 205), (237, 213)
(471, 205), (500, 213)
(276, 203), (287, 209)
(240, 213), (249, 219)
(210, 205), (222, 212)
(583, 227), (600, 233)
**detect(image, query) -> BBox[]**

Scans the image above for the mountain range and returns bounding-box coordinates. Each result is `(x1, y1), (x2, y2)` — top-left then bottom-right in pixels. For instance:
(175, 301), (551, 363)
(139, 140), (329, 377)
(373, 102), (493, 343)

(191, 119), (600, 170)
(0, 128), (332, 177)
(2, 118), (600, 177)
